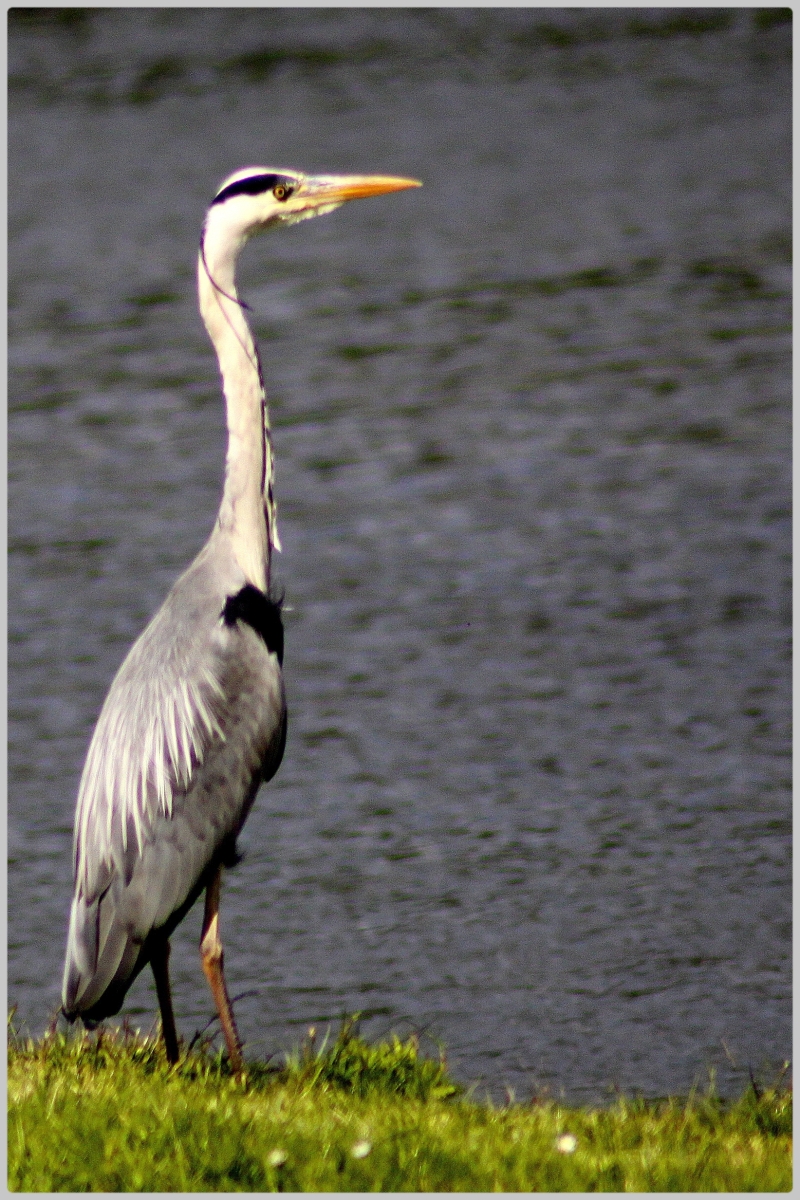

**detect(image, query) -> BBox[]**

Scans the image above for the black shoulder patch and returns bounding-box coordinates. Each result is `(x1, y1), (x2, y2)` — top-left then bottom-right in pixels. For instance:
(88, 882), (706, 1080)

(222, 585), (284, 664)
(211, 173), (283, 207)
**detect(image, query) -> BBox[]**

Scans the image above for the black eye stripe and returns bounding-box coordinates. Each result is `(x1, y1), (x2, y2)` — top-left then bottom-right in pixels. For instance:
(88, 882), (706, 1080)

(211, 173), (291, 207)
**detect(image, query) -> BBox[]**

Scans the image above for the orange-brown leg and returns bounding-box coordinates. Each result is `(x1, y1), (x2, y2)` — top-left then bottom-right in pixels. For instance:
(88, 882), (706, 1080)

(151, 935), (180, 1064)
(200, 865), (244, 1074)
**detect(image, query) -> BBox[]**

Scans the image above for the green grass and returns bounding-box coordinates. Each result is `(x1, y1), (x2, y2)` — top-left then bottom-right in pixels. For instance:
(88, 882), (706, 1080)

(8, 1018), (792, 1191)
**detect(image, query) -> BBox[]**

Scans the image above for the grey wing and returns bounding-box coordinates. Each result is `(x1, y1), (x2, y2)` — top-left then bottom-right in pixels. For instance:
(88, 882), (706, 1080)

(62, 594), (285, 1018)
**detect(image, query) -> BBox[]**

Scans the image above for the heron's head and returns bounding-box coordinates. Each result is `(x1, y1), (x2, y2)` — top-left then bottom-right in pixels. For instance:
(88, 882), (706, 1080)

(203, 166), (421, 253)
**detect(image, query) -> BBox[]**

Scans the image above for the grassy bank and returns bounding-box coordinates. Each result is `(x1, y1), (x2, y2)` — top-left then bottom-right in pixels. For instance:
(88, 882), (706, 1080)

(8, 1020), (791, 1191)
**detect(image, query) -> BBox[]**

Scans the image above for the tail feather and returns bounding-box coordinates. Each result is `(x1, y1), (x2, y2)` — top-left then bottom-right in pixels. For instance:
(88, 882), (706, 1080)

(61, 821), (212, 1021)
(62, 888), (141, 1019)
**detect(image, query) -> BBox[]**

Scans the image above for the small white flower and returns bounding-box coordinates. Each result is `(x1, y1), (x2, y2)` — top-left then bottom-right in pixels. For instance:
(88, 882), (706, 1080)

(351, 1140), (372, 1159)
(556, 1133), (577, 1154)
(267, 1149), (288, 1168)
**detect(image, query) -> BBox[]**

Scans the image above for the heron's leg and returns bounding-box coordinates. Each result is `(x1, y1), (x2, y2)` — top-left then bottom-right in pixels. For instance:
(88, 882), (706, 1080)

(200, 865), (244, 1074)
(151, 936), (180, 1064)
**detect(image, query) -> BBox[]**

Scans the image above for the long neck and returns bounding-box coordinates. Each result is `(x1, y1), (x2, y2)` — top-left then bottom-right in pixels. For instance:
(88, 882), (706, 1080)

(198, 228), (279, 593)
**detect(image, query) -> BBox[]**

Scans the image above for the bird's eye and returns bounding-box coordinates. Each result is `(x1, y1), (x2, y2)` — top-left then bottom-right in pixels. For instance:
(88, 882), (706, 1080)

(273, 183), (293, 202)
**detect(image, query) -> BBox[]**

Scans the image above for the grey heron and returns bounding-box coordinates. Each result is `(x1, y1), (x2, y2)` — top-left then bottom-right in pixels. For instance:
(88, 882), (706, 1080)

(61, 167), (421, 1072)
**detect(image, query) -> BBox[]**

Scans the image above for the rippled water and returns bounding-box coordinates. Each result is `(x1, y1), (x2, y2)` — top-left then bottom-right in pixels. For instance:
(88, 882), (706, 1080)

(8, 10), (791, 1101)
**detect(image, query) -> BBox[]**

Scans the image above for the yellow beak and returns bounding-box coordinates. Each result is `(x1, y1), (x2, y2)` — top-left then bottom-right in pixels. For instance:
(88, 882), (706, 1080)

(299, 174), (422, 205)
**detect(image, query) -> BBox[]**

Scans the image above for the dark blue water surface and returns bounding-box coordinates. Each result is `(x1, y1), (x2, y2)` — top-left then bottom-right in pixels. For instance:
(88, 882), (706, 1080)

(9, 9), (790, 1102)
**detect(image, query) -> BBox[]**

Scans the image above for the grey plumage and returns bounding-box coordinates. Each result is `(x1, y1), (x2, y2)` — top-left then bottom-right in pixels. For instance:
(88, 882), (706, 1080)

(61, 166), (421, 1064)
(63, 529), (285, 1020)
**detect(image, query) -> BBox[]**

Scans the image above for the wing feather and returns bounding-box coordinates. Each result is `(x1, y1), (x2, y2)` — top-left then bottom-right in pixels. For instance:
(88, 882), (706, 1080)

(74, 617), (228, 901)
(64, 544), (286, 1020)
